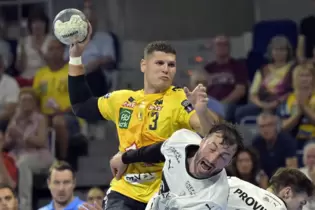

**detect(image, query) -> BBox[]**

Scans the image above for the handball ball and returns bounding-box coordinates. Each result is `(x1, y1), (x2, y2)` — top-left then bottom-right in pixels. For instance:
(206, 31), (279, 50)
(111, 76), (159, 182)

(53, 8), (89, 45)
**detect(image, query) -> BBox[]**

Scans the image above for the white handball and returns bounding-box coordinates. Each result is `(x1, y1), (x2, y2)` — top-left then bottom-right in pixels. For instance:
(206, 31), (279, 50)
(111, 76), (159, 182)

(53, 8), (89, 45)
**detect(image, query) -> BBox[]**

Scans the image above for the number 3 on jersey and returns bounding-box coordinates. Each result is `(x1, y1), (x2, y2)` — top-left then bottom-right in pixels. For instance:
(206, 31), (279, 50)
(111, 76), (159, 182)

(149, 112), (159, 130)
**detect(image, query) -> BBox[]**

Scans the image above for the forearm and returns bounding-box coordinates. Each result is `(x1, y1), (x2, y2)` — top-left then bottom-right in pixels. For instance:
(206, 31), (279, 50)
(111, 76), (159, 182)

(68, 72), (103, 121)
(249, 94), (264, 108)
(196, 109), (220, 136)
(122, 142), (165, 164)
(222, 85), (246, 103)
(303, 106), (315, 124)
(281, 115), (301, 131)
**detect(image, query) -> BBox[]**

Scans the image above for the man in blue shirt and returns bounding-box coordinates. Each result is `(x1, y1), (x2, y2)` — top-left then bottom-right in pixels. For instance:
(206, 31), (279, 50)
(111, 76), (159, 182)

(38, 161), (85, 210)
(252, 112), (298, 177)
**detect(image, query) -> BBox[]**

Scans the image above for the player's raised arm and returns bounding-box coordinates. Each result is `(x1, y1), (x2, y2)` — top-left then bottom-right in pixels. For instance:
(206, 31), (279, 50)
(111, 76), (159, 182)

(67, 23), (104, 121)
(110, 142), (165, 179)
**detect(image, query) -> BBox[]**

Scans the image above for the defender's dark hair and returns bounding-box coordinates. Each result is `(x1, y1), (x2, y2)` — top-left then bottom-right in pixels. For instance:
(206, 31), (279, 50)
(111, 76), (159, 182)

(206, 121), (245, 155)
(269, 168), (315, 197)
(0, 183), (16, 197)
(48, 161), (75, 180)
(144, 41), (176, 58)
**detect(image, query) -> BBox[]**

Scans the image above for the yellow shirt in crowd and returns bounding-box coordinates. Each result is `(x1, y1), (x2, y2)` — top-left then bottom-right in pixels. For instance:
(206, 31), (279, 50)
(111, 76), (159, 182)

(33, 64), (71, 115)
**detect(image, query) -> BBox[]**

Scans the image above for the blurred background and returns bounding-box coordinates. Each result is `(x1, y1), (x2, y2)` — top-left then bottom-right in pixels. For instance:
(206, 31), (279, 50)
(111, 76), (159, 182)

(1, 0), (315, 209)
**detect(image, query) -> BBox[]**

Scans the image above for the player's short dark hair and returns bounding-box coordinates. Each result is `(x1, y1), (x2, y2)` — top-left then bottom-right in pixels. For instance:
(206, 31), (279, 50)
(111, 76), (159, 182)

(269, 168), (315, 197)
(48, 161), (75, 180)
(206, 121), (244, 155)
(144, 41), (176, 58)
(0, 183), (16, 197)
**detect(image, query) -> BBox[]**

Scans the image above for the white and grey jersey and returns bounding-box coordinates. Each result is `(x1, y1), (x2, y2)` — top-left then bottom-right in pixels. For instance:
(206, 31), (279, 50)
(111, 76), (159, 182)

(227, 177), (287, 210)
(146, 129), (229, 210)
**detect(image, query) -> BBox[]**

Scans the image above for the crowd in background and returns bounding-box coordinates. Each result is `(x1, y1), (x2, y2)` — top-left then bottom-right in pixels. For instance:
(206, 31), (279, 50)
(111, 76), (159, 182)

(0, 2), (315, 210)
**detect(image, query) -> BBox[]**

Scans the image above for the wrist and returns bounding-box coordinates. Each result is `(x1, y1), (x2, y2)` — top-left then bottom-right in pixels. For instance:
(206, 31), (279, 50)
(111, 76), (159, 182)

(69, 56), (82, 66)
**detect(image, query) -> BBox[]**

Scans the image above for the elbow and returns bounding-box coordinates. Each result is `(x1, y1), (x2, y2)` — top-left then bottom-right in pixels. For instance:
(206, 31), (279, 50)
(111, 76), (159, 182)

(71, 103), (86, 118)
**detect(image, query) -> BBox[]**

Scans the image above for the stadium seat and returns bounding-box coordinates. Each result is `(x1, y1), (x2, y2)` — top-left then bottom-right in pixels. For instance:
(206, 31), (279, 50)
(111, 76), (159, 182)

(247, 20), (298, 81)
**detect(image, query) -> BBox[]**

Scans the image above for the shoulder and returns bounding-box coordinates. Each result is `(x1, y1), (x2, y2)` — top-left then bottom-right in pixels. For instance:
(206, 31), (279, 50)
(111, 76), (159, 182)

(278, 132), (295, 143)
(35, 66), (50, 76)
(37, 204), (51, 210)
(104, 89), (137, 98)
(162, 129), (201, 152)
(168, 129), (201, 145)
(2, 74), (18, 86)
(204, 61), (216, 71)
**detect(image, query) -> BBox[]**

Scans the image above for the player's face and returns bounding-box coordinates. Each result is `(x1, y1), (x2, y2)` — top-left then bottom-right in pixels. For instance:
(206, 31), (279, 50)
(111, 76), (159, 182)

(141, 51), (176, 92)
(192, 132), (237, 178)
(48, 169), (75, 206)
(0, 188), (17, 210)
(284, 191), (308, 210)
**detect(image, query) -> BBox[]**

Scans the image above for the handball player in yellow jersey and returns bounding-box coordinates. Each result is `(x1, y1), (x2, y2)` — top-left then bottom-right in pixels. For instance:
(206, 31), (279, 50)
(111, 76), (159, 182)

(67, 24), (219, 210)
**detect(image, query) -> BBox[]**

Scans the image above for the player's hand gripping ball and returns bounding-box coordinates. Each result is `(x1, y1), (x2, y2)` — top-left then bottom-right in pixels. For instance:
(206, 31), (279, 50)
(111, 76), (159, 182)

(53, 8), (89, 45)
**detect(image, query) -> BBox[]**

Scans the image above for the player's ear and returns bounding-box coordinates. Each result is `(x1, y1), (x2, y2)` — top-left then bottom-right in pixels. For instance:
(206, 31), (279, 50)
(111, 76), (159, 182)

(140, 59), (146, 73)
(282, 186), (293, 199)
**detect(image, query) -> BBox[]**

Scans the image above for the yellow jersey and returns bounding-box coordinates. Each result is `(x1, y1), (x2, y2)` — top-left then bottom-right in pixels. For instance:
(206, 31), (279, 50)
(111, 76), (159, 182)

(97, 86), (195, 203)
(277, 92), (315, 139)
(33, 64), (71, 115)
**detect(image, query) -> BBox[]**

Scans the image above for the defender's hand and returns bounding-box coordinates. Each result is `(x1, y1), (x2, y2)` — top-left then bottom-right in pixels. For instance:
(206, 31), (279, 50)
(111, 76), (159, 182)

(184, 84), (208, 113)
(110, 153), (128, 180)
(69, 22), (93, 58)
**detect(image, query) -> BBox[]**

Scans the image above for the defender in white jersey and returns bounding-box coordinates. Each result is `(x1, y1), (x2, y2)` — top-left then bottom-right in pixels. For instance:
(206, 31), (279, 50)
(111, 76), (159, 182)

(110, 122), (244, 210)
(228, 168), (315, 210)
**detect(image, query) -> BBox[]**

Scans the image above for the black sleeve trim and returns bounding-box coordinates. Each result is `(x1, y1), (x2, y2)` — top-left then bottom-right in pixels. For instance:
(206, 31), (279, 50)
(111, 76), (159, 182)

(68, 75), (103, 120)
(121, 142), (165, 164)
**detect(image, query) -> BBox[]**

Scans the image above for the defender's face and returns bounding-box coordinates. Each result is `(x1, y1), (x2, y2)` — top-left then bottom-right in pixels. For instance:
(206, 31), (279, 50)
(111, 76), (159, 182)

(141, 51), (176, 92)
(192, 132), (237, 179)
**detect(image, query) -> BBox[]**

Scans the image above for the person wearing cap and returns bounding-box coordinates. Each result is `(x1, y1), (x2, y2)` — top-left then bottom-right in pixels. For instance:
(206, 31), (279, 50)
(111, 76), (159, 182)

(204, 35), (248, 122)
(235, 35), (296, 123)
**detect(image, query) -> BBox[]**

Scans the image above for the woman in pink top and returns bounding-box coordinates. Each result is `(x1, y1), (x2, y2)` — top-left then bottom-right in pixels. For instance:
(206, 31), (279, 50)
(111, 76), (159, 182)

(5, 87), (53, 210)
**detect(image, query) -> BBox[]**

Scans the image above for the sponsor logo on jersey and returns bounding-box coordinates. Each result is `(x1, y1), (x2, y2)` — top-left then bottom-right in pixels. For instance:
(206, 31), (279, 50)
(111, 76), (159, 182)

(165, 147), (182, 163)
(148, 105), (163, 111)
(185, 181), (196, 195)
(181, 99), (194, 113)
(122, 101), (136, 108)
(234, 188), (267, 210)
(118, 108), (133, 128)
(124, 173), (156, 184)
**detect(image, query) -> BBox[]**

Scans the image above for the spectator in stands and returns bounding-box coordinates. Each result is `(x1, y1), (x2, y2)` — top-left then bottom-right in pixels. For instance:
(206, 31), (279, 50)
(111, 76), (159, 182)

(33, 38), (82, 160)
(190, 70), (225, 118)
(0, 55), (20, 132)
(252, 112), (297, 178)
(235, 36), (295, 123)
(39, 161), (84, 210)
(64, 8), (115, 97)
(229, 147), (268, 189)
(204, 35), (247, 122)
(277, 66), (315, 153)
(299, 143), (315, 210)
(4, 88), (53, 210)
(0, 183), (18, 210)
(297, 2), (315, 63)
(87, 187), (104, 206)
(0, 132), (17, 189)
(15, 12), (52, 85)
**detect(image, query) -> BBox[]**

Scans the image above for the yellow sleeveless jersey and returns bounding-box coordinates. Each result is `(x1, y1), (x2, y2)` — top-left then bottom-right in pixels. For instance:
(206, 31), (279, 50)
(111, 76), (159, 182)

(97, 86), (195, 203)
